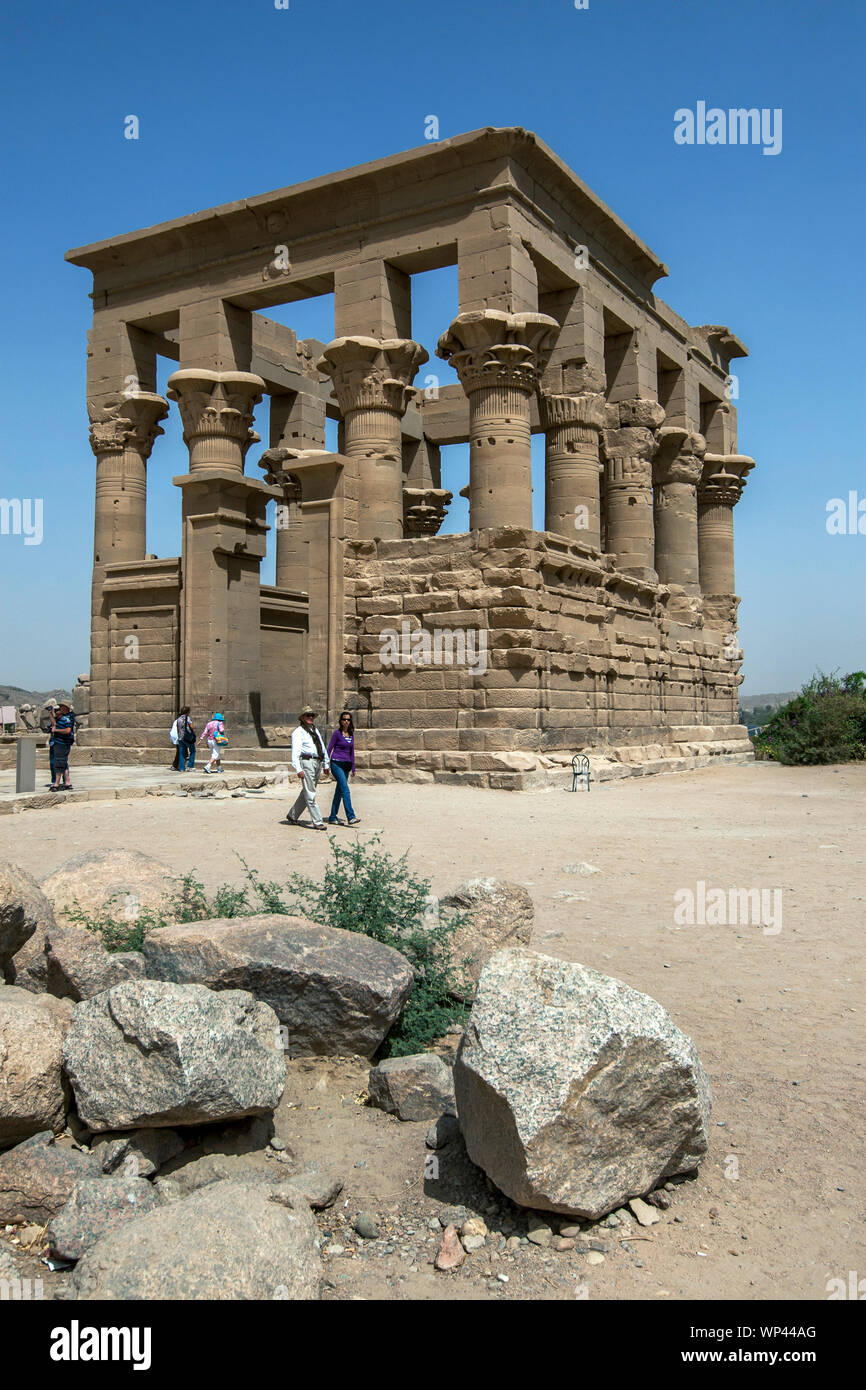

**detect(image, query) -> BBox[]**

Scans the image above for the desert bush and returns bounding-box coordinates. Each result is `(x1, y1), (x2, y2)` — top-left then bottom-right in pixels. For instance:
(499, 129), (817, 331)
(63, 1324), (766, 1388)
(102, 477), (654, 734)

(283, 836), (471, 1056)
(753, 670), (866, 765)
(64, 839), (471, 1054)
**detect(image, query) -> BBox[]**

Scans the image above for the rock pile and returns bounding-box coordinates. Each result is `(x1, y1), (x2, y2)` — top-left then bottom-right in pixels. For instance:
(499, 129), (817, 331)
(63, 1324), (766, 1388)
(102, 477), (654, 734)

(0, 853), (715, 1301)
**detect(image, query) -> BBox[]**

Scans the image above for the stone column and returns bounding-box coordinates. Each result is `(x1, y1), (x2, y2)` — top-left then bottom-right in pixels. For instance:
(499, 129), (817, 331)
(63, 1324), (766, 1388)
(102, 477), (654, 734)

(539, 385), (606, 547)
(167, 369), (280, 731)
(652, 427), (706, 590)
(274, 482), (306, 591)
(88, 392), (168, 565)
(317, 337), (427, 540)
(260, 447), (309, 592)
(87, 390), (168, 731)
(697, 454), (755, 595)
(437, 310), (558, 531)
(266, 392), (326, 588)
(602, 399), (666, 581)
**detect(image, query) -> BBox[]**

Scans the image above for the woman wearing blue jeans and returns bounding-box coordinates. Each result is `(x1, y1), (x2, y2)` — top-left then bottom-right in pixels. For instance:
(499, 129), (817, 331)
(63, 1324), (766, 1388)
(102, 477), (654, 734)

(326, 711), (360, 826)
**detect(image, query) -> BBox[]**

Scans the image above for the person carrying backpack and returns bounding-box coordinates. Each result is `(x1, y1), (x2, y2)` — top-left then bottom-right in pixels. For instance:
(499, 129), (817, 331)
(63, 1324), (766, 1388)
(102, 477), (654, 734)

(200, 711), (227, 773)
(170, 707), (197, 771)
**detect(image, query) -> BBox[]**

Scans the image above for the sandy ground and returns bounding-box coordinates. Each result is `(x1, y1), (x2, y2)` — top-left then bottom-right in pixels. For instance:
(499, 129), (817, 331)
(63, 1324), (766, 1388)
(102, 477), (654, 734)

(1, 761), (863, 1302)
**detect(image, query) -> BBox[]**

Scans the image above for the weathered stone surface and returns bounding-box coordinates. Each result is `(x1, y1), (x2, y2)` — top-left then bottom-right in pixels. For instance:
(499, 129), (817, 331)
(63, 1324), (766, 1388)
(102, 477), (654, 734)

(45, 925), (134, 1001)
(62, 981), (286, 1132)
(70, 1179), (322, 1300)
(91, 1128), (185, 1178)
(197, 1115), (275, 1157)
(425, 1113), (461, 1150)
(0, 986), (69, 1147)
(155, 1150), (340, 1212)
(351, 1210), (379, 1240)
(629, 1195), (661, 1226)
(368, 1053), (456, 1121)
(454, 949), (712, 1219)
(39, 848), (174, 930)
(0, 1131), (100, 1223)
(154, 1151), (289, 1203)
(284, 1168), (343, 1210)
(434, 1223), (465, 1271)
(0, 1248), (20, 1281)
(438, 878), (533, 995)
(114, 950), (146, 979)
(6, 925), (50, 992)
(48, 1175), (159, 1260)
(0, 863), (56, 972)
(143, 915), (414, 1059)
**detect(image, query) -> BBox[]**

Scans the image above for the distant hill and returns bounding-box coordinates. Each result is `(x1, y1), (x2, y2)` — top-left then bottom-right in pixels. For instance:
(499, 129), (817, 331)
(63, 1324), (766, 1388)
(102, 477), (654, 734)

(0, 684), (74, 707)
(739, 692), (797, 714)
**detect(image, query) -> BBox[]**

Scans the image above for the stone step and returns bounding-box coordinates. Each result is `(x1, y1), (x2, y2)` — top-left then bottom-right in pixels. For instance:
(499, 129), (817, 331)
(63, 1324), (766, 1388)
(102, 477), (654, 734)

(76, 728), (286, 752)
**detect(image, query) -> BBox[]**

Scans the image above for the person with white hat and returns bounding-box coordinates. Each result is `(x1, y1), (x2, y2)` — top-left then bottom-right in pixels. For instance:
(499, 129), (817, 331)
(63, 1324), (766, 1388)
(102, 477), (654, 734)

(286, 706), (330, 829)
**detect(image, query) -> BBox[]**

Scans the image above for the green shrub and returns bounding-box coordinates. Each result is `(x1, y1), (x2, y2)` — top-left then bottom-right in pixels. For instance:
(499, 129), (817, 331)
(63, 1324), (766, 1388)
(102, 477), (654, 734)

(753, 670), (866, 765)
(65, 896), (161, 954)
(62, 839), (472, 1055)
(282, 836), (472, 1056)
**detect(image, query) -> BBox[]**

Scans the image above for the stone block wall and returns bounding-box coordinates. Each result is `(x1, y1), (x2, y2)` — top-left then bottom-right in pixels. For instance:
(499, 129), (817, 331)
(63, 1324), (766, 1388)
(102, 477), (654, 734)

(343, 528), (746, 777)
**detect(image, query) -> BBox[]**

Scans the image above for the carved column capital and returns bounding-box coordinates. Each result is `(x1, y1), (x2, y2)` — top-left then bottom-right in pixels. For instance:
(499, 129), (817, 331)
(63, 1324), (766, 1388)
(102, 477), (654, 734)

(402, 487), (453, 536)
(166, 369), (265, 472)
(259, 444), (327, 491)
(437, 310), (559, 395)
(87, 391), (168, 459)
(698, 454), (756, 507)
(88, 392), (168, 570)
(653, 427), (706, 487)
(436, 311), (558, 531)
(538, 390), (607, 442)
(317, 336), (428, 416)
(603, 399), (666, 467)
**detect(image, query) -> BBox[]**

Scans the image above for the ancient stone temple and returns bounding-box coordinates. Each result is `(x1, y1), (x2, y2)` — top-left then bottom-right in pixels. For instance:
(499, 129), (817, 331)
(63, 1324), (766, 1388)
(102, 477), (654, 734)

(66, 128), (754, 785)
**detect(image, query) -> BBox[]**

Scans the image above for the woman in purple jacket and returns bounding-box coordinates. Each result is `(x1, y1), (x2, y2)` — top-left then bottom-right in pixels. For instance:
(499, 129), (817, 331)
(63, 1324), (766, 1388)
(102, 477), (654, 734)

(326, 711), (360, 826)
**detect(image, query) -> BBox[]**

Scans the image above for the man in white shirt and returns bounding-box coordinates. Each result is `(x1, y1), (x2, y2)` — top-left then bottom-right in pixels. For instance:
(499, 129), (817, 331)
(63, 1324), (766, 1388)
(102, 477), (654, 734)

(286, 705), (330, 829)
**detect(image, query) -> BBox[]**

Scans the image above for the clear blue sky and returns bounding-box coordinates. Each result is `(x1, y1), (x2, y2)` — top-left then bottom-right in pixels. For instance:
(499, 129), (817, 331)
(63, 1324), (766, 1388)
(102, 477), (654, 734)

(1, 0), (863, 695)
